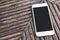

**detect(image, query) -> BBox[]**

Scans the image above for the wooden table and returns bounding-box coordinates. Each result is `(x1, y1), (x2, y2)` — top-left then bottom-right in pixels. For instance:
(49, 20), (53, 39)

(0, 0), (60, 40)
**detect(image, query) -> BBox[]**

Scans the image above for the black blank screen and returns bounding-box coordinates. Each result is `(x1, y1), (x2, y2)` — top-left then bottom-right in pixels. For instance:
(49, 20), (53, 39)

(33, 6), (53, 32)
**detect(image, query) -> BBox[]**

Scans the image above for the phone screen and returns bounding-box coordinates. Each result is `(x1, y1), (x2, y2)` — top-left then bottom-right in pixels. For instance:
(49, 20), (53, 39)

(33, 6), (53, 32)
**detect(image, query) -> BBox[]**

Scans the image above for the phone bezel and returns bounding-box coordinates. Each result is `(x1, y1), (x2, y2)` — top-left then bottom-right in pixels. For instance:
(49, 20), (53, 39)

(32, 3), (55, 37)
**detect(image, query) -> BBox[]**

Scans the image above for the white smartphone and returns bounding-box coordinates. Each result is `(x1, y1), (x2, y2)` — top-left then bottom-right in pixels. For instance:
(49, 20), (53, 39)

(32, 3), (55, 37)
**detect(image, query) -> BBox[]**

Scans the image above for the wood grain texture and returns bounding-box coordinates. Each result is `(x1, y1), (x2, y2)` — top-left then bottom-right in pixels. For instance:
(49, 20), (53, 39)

(0, 0), (60, 40)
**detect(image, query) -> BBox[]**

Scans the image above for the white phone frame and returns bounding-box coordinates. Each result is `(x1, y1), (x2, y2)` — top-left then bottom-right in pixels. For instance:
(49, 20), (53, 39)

(32, 3), (55, 37)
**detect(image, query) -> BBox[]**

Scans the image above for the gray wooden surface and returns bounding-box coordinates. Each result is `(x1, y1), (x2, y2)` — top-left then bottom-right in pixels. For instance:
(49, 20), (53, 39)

(0, 0), (60, 40)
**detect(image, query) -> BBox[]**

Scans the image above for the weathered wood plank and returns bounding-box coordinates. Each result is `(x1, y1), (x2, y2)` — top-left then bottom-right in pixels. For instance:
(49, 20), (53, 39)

(48, 2), (60, 39)
(41, 37), (44, 40)
(53, 34), (59, 40)
(0, 0), (60, 40)
(1, 11), (31, 21)
(0, 17), (30, 29)
(1, 8), (31, 18)
(28, 21), (36, 40)
(0, 32), (23, 40)
(47, 1), (60, 40)
(52, 3), (60, 18)
(22, 32), (26, 40)
(56, 2), (60, 11)
(24, 27), (31, 40)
